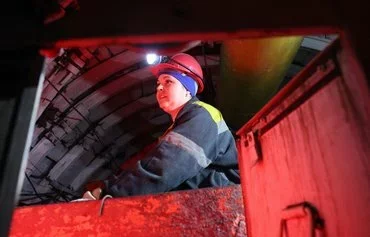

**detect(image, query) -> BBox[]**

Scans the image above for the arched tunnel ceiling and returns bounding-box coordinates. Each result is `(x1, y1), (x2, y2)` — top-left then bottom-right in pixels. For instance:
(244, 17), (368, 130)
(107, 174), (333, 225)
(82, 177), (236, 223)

(22, 43), (222, 205)
(21, 37), (333, 205)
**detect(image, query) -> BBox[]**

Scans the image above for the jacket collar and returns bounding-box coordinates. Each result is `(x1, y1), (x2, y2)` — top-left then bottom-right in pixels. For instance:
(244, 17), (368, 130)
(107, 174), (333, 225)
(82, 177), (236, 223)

(174, 96), (199, 122)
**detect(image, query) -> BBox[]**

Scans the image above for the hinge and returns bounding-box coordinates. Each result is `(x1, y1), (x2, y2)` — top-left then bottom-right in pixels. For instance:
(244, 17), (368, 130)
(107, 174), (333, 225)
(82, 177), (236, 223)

(280, 202), (325, 237)
(243, 130), (262, 167)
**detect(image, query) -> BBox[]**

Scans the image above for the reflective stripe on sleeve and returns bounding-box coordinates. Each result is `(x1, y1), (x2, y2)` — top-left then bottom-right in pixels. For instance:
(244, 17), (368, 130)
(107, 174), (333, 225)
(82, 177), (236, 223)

(161, 131), (212, 168)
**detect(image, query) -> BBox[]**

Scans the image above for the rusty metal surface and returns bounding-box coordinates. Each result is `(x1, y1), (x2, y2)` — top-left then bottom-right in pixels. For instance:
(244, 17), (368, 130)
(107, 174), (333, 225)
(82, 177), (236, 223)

(10, 185), (246, 237)
(237, 40), (370, 237)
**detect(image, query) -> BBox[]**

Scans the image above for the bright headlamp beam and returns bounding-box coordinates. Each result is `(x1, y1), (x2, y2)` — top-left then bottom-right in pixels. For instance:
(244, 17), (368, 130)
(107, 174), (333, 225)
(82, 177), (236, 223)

(146, 53), (160, 65)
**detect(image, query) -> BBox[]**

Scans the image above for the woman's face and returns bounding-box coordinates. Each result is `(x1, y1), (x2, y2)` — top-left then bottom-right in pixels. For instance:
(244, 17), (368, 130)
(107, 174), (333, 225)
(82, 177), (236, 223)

(156, 74), (189, 114)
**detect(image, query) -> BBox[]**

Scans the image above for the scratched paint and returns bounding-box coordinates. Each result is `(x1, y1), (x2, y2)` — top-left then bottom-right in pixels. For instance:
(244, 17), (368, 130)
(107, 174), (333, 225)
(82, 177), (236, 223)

(10, 185), (245, 237)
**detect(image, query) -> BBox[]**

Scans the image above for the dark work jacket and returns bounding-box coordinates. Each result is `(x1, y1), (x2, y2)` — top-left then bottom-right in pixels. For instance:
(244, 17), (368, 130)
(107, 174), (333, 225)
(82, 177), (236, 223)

(103, 97), (240, 197)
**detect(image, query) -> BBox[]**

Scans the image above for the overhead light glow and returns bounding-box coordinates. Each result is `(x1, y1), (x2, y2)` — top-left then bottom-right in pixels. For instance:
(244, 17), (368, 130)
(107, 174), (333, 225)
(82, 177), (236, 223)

(146, 53), (161, 65)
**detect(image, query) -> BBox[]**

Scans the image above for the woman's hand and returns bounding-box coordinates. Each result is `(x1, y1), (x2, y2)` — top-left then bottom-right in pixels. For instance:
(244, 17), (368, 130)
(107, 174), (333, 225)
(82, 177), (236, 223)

(82, 188), (102, 200)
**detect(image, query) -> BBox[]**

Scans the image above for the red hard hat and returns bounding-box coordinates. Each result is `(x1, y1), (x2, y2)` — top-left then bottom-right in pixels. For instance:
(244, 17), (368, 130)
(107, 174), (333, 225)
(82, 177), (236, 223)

(151, 53), (204, 93)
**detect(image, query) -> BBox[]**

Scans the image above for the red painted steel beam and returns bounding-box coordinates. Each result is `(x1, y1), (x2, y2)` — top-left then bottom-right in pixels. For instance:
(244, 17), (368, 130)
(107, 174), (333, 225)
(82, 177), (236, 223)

(9, 185), (246, 237)
(1, 0), (342, 48)
(2, 1), (369, 85)
(46, 0), (341, 47)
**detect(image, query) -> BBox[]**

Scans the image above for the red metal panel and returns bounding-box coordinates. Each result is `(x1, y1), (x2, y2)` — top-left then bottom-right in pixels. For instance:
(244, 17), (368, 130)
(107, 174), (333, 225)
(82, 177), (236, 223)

(10, 185), (246, 237)
(237, 40), (370, 237)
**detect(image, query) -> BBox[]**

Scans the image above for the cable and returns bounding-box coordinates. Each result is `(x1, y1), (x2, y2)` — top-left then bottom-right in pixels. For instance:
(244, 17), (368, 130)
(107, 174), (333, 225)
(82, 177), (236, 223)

(99, 195), (113, 216)
(25, 174), (44, 201)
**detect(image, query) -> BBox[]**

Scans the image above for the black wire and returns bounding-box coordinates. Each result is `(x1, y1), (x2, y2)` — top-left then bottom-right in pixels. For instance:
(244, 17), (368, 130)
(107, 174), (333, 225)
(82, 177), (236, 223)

(20, 192), (55, 196)
(202, 43), (216, 96)
(47, 178), (80, 198)
(26, 160), (48, 179)
(167, 58), (203, 81)
(25, 173), (44, 201)
(19, 194), (54, 202)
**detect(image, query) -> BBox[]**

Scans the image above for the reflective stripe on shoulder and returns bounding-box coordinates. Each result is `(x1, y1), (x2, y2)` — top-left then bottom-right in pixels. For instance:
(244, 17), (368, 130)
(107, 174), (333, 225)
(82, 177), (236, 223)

(161, 131), (212, 168)
(193, 101), (229, 134)
(218, 120), (228, 134)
